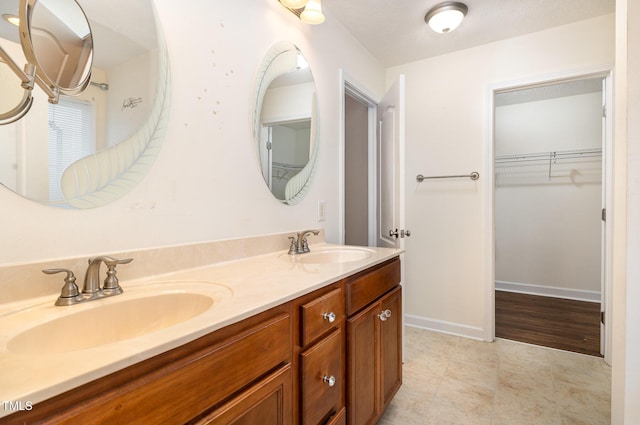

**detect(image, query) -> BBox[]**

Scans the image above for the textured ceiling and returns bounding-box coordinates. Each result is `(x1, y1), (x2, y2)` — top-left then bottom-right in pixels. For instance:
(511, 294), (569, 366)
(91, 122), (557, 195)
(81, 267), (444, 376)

(323, 0), (615, 67)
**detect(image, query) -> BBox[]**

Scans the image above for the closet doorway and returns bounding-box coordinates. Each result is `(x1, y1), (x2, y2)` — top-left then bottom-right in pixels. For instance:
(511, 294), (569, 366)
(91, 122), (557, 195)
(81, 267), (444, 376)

(344, 91), (372, 246)
(492, 73), (612, 359)
(342, 80), (377, 247)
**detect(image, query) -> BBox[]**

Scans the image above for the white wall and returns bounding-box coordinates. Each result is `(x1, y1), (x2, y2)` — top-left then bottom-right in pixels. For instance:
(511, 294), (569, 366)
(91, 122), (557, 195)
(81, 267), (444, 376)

(386, 14), (614, 337)
(495, 92), (602, 296)
(624, 0), (640, 418)
(0, 0), (385, 265)
(625, 1), (640, 414)
(612, 0), (640, 422)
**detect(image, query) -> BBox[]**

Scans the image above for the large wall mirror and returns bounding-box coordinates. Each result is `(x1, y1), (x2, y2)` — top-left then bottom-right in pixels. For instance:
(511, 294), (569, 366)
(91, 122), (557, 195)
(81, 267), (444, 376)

(0, 0), (170, 208)
(252, 42), (319, 205)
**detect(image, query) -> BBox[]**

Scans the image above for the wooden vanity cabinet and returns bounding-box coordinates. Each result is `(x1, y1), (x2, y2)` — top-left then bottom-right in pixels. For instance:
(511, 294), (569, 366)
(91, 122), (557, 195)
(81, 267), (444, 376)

(345, 258), (402, 425)
(0, 304), (294, 425)
(0, 257), (401, 425)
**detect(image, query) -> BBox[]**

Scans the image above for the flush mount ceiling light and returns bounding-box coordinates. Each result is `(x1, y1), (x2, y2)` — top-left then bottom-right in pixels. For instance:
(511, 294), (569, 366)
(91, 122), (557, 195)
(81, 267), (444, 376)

(2, 14), (20, 27)
(424, 2), (468, 33)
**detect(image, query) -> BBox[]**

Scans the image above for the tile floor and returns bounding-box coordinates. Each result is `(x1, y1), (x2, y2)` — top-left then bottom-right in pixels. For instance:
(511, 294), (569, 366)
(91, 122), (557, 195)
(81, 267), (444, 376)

(380, 326), (611, 425)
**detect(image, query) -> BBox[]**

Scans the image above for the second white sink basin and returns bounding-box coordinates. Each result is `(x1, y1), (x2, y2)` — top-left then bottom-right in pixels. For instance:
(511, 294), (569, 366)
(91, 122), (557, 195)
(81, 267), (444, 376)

(281, 246), (375, 264)
(5, 282), (231, 355)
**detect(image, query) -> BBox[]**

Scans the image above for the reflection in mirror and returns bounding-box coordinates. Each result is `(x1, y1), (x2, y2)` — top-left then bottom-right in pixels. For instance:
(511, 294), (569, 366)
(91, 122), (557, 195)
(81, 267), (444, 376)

(21, 0), (93, 95)
(253, 42), (319, 205)
(0, 56), (33, 124)
(0, 0), (170, 208)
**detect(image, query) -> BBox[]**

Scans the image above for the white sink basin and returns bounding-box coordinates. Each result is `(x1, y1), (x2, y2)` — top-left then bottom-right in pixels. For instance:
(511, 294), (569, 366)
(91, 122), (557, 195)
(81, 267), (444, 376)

(281, 247), (375, 264)
(4, 282), (231, 355)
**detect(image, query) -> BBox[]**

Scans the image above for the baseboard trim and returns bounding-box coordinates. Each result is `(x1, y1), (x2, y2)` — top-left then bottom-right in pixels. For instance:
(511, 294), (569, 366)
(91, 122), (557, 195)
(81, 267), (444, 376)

(495, 280), (601, 303)
(404, 314), (486, 341)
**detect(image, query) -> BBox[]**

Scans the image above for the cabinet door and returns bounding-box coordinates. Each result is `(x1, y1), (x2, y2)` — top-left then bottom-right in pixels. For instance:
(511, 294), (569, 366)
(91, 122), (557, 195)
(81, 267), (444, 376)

(193, 364), (292, 425)
(380, 286), (402, 409)
(347, 286), (402, 425)
(346, 302), (379, 425)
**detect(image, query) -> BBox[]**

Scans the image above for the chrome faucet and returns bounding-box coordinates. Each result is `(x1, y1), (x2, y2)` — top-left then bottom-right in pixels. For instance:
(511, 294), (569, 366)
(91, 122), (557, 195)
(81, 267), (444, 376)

(83, 256), (133, 296)
(288, 230), (320, 255)
(43, 256), (133, 306)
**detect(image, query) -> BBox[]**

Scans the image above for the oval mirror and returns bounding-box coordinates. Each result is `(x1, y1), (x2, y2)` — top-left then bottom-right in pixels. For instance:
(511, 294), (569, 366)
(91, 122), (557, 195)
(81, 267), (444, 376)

(20, 0), (93, 95)
(252, 42), (319, 205)
(0, 0), (170, 208)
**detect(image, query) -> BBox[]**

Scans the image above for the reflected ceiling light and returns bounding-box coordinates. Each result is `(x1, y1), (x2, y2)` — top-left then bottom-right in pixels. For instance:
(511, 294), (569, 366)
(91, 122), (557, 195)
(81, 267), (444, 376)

(424, 2), (468, 33)
(2, 14), (20, 27)
(280, 0), (309, 8)
(300, 0), (325, 25)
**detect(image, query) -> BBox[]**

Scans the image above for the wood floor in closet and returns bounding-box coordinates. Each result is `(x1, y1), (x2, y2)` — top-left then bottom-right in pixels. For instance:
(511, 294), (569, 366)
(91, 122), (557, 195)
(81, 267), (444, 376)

(495, 290), (602, 357)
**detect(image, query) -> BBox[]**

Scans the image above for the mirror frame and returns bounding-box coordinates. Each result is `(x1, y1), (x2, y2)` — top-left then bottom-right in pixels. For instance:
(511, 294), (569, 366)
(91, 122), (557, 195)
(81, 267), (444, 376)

(252, 41), (319, 205)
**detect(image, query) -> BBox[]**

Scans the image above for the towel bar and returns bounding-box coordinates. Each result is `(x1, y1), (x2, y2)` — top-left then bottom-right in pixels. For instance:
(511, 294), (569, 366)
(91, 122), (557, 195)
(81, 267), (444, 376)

(416, 172), (479, 182)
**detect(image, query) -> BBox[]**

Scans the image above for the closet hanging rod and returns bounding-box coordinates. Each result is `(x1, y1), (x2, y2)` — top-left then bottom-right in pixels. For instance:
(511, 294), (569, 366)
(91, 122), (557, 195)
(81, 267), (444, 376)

(416, 172), (480, 182)
(495, 154), (602, 164)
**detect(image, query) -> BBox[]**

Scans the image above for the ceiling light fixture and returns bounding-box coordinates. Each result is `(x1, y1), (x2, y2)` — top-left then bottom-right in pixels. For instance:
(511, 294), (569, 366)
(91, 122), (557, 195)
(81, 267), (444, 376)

(300, 0), (325, 25)
(2, 14), (20, 27)
(424, 2), (468, 33)
(280, 0), (309, 9)
(278, 0), (325, 25)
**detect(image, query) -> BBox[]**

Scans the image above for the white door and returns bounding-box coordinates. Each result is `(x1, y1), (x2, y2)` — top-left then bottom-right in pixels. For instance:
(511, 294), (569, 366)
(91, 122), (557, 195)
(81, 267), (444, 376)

(601, 75), (613, 362)
(376, 75), (407, 250)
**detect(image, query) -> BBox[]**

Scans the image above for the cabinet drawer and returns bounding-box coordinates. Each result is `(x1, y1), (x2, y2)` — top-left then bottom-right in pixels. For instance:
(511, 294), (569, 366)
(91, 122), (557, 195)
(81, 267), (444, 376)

(192, 364), (292, 425)
(346, 257), (400, 316)
(300, 287), (344, 346)
(325, 407), (346, 425)
(300, 329), (343, 425)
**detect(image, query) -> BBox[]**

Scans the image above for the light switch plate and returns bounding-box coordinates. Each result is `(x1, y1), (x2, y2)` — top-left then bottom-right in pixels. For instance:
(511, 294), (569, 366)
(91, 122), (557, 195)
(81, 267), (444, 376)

(317, 200), (326, 222)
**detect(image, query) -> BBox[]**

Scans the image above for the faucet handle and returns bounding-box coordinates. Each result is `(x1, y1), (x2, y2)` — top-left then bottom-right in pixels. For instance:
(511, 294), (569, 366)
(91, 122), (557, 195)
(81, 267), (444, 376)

(100, 257), (133, 295)
(42, 268), (80, 306)
(288, 236), (298, 255)
(300, 230), (320, 253)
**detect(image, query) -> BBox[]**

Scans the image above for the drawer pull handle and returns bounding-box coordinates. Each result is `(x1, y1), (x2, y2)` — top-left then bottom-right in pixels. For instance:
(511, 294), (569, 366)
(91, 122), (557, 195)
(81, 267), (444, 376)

(323, 375), (336, 387)
(378, 309), (392, 321)
(322, 312), (336, 323)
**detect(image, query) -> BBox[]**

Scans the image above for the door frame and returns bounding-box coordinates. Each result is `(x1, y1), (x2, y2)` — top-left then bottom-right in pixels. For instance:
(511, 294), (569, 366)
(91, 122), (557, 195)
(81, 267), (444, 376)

(484, 65), (614, 363)
(338, 70), (379, 245)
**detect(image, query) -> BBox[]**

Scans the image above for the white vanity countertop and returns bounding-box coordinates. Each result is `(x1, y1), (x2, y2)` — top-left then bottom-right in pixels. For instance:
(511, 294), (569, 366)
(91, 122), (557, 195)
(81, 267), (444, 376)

(0, 243), (402, 415)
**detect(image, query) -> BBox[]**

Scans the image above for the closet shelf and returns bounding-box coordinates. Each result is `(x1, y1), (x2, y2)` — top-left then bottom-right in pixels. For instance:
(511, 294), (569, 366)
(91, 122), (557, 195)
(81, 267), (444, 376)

(495, 148), (602, 181)
(495, 148), (602, 164)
